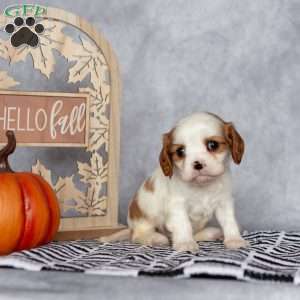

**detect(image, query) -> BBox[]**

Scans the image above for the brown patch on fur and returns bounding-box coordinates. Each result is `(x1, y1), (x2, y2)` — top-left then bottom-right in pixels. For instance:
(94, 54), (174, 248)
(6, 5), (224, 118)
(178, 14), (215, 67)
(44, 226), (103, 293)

(170, 144), (185, 162)
(205, 136), (228, 154)
(159, 129), (175, 177)
(144, 177), (154, 193)
(206, 112), (245, 164)
(129, 194), (144, 220)
(223, 123), (245, 164)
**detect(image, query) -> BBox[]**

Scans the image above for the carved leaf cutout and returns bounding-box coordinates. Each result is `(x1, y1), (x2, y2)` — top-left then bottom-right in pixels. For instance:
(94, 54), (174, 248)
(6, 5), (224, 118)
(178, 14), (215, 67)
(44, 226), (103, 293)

(77, 161), (92, 185)
(76, 186), (106, 216)
(79, 87), (109, 111)
(29, 20), (68, 78)
(0, 71), (19, 89)
(79, 87), (110, 152)
(77, 151), (108, 216)
(32, 161), (93, 217)
(55, 175), (86, 214)
(89, 105), (109, 152)
(66, 37), (109, 91)
(32, 160), (53, 186)
(0, 39), (10, 60)
(1, 20), (110, 84)
(0, 21), (75, 78)
(7, 44), (29, 64)
(0, 36), (26, 62)
(78, 152), (107, 186)
(29, 44), (55, 78)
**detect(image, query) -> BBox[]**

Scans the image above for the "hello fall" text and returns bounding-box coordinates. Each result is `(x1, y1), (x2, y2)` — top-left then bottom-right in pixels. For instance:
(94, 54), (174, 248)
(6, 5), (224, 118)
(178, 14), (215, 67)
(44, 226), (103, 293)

(0, 100), (86, 138)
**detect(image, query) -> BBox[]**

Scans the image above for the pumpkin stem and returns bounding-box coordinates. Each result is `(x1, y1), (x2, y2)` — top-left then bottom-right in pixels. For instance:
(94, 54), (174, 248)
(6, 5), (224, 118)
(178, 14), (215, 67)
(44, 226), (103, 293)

(0, 131), (16, 173)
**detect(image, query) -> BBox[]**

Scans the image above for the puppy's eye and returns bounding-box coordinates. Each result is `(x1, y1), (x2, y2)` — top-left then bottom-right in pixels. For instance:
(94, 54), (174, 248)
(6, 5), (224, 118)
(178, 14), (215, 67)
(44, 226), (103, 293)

(206, 140), (219, 152)
(176, 146), (185, 158)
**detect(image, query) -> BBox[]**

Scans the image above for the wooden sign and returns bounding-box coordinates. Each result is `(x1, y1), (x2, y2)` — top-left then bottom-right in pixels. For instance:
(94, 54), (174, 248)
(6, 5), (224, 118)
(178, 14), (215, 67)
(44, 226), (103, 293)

(0, 6), (123, 240)
(0, 91), (89, 147)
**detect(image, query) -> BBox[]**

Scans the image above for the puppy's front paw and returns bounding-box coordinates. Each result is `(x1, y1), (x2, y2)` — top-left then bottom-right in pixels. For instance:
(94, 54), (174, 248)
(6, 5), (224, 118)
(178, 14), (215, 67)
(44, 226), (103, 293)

(224, 238), (249, 250)
(150, 232), (170, 246)
(173, 240), (198, 253)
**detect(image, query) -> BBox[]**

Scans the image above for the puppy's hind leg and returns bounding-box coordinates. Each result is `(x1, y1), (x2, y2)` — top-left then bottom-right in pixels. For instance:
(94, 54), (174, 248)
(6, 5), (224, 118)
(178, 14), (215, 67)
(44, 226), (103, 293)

(132, 219), (169, 247)
(194, 227), (223, 242)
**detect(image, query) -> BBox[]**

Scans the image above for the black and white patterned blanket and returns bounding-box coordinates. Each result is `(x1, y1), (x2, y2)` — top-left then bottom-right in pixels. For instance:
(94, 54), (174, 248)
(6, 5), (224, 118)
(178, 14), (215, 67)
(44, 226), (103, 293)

(1, 231), (300, 284)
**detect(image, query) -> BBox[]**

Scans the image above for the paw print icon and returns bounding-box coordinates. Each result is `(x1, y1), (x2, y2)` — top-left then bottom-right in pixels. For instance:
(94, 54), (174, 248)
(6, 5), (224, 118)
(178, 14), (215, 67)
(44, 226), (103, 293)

(4, 17), (44, 48)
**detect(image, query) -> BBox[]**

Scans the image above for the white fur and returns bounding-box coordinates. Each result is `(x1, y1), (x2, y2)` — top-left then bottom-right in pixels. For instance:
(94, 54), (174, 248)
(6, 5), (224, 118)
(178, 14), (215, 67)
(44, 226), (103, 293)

(101, 112), (248, 252)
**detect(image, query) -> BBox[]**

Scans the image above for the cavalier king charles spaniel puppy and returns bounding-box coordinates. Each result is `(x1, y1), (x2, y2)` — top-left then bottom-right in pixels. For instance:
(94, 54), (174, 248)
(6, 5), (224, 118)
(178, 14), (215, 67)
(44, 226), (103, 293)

(101, 112), (248, 252)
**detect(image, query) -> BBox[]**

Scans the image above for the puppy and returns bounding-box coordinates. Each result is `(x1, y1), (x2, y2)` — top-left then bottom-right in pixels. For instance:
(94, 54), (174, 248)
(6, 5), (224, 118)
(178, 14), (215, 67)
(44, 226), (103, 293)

(101, 112), (248, 252)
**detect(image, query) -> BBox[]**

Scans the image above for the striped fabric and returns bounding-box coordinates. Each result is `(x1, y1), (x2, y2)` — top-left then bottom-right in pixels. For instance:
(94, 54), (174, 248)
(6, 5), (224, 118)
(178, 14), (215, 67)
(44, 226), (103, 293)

(0, 231), (300, 284)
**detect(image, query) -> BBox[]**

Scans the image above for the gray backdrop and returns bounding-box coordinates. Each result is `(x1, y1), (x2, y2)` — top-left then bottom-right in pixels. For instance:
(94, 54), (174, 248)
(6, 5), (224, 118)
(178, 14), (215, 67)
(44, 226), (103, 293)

(1, 0), (300, 231)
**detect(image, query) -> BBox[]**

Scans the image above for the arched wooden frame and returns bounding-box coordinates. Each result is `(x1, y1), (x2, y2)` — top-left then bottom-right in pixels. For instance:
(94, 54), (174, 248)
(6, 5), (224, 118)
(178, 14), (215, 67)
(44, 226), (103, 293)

(0, 6), (123, 240)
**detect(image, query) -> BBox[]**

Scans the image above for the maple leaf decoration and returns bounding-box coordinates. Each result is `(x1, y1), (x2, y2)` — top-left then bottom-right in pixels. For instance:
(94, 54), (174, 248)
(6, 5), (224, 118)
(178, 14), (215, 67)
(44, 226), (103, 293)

(66, 36), (110, 91)
(89, 105), (109, 152)
(55, 175), (86, 215)
(77, 153), (108, 216)
(77, 152), (107, 187)
(32, 158), (107, 217)
(0, 20), (73, 78)
(31, 160), (52, 186)
(0, 71), (19, 89)
(79, 87), (110, 152)
(76, 186), (107, 216)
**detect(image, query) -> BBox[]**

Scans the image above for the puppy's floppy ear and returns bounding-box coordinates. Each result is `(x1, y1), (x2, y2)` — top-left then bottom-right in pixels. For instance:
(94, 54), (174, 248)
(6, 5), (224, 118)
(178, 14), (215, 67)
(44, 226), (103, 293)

(159, 131), (173, 177)
(224, 122), (245, 164)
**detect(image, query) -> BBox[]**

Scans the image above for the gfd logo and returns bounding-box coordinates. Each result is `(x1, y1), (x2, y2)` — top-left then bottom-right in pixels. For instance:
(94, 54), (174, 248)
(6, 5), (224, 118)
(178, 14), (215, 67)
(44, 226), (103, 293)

(4, 4), (47, 17)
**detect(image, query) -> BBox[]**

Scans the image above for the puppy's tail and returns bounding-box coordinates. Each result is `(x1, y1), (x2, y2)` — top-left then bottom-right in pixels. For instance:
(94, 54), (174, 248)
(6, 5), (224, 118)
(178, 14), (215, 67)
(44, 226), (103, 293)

(97, 228), (131, 243)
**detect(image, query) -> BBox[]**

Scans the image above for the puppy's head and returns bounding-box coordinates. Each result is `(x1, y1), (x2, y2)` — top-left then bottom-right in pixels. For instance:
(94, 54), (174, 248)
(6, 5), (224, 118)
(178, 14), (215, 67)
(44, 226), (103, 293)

(159, 112), (244, 184)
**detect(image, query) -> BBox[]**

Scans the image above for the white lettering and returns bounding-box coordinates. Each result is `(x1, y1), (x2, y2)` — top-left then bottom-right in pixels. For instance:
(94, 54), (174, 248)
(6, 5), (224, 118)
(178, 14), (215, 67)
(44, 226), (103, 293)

(7, 107), (16, 130)
(26, 108), (34, 131)
(0, 98), (87, 143)
(77, 103), (86, 133)
(35, 109), (47, 131)
(16, 107), (25, 131)
(0, 106), (7, 130)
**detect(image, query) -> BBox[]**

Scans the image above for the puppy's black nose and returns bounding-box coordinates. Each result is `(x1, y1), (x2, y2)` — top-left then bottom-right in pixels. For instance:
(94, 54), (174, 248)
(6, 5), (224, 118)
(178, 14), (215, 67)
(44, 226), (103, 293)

(193, 161), (203, 170)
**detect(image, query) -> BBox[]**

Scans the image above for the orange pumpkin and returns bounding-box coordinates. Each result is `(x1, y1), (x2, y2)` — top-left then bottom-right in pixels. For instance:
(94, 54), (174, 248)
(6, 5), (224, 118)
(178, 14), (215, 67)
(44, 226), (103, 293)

(0, 131), (60, 255)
